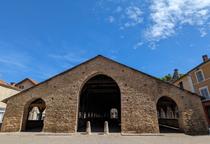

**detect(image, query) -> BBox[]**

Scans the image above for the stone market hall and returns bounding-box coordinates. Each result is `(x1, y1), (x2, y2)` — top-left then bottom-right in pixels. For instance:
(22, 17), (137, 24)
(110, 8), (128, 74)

(0, 56), (208, 135)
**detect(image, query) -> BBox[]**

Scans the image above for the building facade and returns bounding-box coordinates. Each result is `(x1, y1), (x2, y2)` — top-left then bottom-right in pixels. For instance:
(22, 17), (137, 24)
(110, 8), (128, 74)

(0, 81), (20, 123)
(173, 55), (210, 126)
(15, 78), (38, 91)
(0, 78), (37, 126)
(1, 56), (208, 135)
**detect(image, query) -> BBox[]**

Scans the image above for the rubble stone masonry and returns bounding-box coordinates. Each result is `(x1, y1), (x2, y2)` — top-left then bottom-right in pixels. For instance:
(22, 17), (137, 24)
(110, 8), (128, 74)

(1, 56), (208, 135)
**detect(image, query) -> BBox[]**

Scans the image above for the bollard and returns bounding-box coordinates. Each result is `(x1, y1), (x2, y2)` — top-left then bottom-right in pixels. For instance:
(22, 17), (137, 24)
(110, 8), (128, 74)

(209, 127), (210, 135)
(86, 121), (91, 135)
(104, 121), (109, 135)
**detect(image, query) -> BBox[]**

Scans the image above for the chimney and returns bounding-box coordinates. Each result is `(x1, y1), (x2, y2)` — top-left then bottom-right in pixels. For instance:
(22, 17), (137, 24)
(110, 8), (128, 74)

(10, 82), (16, 86)
(202, 55), (209, 62)
(172, 69), (180, 81)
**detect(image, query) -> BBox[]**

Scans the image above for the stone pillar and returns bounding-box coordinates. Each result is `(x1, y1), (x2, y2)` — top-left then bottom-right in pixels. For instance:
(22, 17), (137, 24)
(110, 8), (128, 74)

(86, 121), (91, 135)
(104, 121), (109, 134)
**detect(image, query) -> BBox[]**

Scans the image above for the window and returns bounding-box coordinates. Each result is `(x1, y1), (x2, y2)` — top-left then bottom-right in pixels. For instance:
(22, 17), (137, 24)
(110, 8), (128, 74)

(18, 85), (24, 89)
(0, 112), (4, 123)
(179, 81), (184, 89)
(0, 108), (5, 111)
(0, 108), (5, 123)
(195, 70), (205, 83)
(199, 86), (210, 99)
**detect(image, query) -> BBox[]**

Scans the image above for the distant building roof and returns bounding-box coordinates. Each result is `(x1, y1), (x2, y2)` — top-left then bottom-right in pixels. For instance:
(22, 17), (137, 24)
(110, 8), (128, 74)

(15, 78), (38, 86)
(0, 80), (20, 91)
(172, 55), (210, 83)
(0, 78), (38, 91)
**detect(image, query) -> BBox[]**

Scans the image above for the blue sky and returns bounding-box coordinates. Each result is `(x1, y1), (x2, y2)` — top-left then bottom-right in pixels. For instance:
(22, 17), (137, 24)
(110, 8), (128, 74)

(0, 0), (210, 83)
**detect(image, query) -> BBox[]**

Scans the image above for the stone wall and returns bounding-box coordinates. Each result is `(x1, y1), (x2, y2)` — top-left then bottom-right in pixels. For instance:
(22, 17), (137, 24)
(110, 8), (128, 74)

(1, 56), (208, 135)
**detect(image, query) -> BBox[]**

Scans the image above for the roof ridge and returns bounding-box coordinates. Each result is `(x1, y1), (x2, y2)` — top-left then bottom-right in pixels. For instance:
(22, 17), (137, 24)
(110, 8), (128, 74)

(15, 78), (38, 86)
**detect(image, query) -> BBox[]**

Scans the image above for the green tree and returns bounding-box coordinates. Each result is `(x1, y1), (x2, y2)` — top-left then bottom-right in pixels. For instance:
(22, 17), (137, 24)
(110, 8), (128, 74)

(161, 74), (172, 82)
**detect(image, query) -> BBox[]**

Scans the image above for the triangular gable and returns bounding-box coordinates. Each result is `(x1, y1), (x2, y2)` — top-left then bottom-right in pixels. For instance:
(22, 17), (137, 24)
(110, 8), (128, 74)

(2, 55), (200, 103)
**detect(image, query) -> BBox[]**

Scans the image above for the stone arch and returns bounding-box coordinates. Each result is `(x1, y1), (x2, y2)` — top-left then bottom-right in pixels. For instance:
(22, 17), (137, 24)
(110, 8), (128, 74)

(77, 74), (121, 132)
(21, 98), (46, 132)
(156, 96), (181, 133)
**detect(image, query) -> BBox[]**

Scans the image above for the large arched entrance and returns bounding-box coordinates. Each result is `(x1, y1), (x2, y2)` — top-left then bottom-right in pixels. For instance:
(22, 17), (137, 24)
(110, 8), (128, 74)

(77, 74), (121, 133)
(22, 98), (46, 132)
(157, 96), (180, 133)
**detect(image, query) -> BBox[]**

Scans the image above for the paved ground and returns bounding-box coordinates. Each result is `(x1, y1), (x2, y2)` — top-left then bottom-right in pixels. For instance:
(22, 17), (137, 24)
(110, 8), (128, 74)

(0, 133), (210, 144)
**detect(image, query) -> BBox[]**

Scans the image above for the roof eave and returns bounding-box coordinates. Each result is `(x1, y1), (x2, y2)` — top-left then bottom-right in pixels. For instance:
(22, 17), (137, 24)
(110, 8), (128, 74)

(172, 60), (210, 83)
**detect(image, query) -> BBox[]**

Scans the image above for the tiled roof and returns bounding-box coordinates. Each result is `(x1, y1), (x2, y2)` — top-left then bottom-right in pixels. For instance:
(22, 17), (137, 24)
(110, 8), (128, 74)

(0, 80), (20, 90)
(15, 78), (38, 86)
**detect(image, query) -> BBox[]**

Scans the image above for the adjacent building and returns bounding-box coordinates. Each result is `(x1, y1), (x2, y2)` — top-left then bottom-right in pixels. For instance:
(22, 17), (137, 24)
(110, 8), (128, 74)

(15, 78), (38, 91)
(0, 78), (37, 125)
(0, 81), (20, 123)
(173, 55), (210, 126)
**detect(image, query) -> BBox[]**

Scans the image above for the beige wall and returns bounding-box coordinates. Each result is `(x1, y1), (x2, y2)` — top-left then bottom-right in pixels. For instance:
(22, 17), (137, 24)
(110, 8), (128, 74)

(16, 80), (35, 91)
(190, 62), (210, 96)
(174, 76), (194, 92)
(0, 86), (19, 108)
(0, 86), (19, 123)
(174, 61), (210, 97)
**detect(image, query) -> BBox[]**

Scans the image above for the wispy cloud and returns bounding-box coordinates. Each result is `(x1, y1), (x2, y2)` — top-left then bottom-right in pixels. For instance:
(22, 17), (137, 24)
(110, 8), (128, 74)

(107, 16), (115, 23)
(0, 57), (27, 68)
(0, 41), (29, 69)
(145, 0), (210, 41)
(49, 53), (87, 64)
(0, 49), (33, 82)
(133, 41), (144, 49)
(123, 6), (143, 28)
(101, 1), (144, 29)
(0, 40), (50, 81)
(199, 27), (208, 37)
(101, 0), (210, 44)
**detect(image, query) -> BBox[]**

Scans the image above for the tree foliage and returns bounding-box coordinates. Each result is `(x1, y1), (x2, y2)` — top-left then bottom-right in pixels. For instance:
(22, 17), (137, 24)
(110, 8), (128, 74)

(160, 74), (172, 82)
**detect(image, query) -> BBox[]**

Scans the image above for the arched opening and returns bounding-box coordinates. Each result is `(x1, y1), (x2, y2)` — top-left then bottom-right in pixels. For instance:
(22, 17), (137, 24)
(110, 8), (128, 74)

(157, 96), (180, 133)
(23, 98), (46, 132)
(77, 74), (121, 133)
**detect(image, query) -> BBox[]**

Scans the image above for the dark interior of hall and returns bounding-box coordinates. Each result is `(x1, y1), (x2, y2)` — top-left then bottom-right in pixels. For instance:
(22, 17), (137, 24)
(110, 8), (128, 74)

(23, 98), (46, 132)
(77, 74), (121, 132)
(157, 96), (180, 133)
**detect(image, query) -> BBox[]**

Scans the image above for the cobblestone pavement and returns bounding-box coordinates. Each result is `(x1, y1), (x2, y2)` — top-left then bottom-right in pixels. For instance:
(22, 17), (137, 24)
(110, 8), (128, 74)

(0, 133), (210, 144)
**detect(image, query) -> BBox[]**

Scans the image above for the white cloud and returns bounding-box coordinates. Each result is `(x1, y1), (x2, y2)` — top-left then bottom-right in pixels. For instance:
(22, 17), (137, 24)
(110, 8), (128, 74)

(133, 42), (144, 49)
(108, 16), (115, 23)
(124, 6), (143, 27)
(199, 28), (208, 37)
(100, 0), (210, 45)
(105, 4), (144, 29)
(146, 0), (210, 41)
(118, 6), (143, 28)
